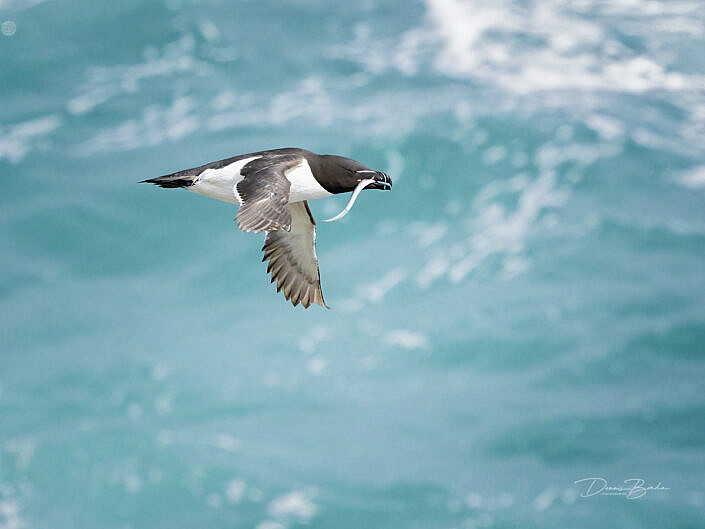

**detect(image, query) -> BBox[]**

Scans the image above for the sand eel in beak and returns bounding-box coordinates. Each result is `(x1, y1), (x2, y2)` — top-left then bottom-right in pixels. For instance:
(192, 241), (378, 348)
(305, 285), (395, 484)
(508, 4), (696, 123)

(142, 148), (392, 308)
(322, 178), (378, 222)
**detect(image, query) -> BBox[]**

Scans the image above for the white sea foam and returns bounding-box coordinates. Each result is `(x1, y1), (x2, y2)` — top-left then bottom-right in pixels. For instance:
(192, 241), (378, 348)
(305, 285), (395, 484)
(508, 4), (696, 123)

(225, 479), (246, 504)
(0, 498), (25, 529)
(255, 521), (284, 529)
(68, 35), (208, 115)
(198, 20), (220, 42)
(123, 472), (142, 493)
(0, 0), (49, 10)
(482, 145), (507, 165)
(298, 326), (330, 354)
(383, 329), (430, 350)
(75, 97), (198, 155)
(532, 487), (557, 511)
(407, 222), (448, 248)
(307, 357), (326, 375)
(334, 0), (705, 96)
(0, 115), (61, 163)
(206, 493), (222, 508)
(154, 393), (173, 415)
(416, 255), (449, 289)
(212, 434), (240, 452)
(267, 490), (317, 522)
(410, 133), (622, 289)
(3, 438), (35, 470)
(676, 166), (705, 189)
(465, 492), (482, 508)
(340, 267), (408, 312)
(206, 77), (356, 133)
(586, 114), (625, 141)
(449, 170), (568, 283)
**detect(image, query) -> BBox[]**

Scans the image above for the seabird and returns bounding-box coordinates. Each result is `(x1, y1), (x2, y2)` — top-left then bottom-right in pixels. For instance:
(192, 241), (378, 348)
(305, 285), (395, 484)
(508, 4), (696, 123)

(142, 148), (392, 308)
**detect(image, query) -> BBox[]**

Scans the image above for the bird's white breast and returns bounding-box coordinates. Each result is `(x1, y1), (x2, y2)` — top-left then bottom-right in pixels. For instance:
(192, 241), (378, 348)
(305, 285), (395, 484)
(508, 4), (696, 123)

(188, 156), (332, 205)
(285, 159), (332, 203)
(189, 156), (260, 204)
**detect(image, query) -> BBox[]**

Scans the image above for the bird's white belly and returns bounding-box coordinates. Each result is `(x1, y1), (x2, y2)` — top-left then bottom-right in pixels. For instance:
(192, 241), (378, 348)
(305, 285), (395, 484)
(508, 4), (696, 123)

(188, 156), (259, 204)
(188, 156), (332, 205)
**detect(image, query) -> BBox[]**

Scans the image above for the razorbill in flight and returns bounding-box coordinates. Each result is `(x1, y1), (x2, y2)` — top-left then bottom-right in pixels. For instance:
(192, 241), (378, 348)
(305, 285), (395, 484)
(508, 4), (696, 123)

(142, 148), (392, 308)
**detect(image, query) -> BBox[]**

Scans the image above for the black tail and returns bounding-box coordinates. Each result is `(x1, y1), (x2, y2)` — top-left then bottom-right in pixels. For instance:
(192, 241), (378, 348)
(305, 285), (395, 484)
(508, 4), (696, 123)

(140, 171), (196, 188)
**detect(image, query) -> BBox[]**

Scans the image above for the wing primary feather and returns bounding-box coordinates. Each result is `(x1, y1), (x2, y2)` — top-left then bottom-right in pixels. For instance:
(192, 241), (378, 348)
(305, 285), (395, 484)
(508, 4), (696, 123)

(259, 201), (326, 308)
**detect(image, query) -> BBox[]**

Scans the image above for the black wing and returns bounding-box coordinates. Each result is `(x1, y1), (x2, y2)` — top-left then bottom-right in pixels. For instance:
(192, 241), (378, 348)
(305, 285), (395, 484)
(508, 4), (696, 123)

(235, 154), (301, 233)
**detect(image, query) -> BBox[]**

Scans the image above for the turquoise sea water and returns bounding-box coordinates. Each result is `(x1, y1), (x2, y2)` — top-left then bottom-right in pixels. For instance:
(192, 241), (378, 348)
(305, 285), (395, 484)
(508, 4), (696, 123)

(2, 0), (705, 527)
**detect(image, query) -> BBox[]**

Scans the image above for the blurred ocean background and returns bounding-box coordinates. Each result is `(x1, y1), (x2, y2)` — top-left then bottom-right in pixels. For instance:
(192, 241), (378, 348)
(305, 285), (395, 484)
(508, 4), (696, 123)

(2, 0), (705, 527)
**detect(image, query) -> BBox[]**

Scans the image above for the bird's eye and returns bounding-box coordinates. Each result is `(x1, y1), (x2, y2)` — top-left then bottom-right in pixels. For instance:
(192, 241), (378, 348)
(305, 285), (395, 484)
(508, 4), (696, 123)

(357, 178), (361, 182)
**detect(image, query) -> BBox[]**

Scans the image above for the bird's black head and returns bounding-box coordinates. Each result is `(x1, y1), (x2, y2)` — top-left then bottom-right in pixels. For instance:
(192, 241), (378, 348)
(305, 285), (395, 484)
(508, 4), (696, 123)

(314, 154), (392, 194)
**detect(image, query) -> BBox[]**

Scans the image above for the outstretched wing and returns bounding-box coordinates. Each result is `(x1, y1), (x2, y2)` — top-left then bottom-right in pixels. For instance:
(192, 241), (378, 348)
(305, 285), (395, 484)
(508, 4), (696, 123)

(262, 201), (327, 308)
(235, 154), (301, 233)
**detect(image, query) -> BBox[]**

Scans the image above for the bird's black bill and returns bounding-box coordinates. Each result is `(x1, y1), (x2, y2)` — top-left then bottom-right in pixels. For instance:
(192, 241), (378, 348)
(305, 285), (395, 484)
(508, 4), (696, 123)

(370, 171), (392, 190)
